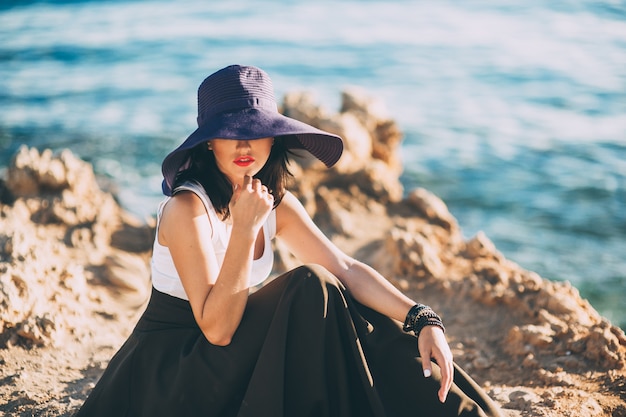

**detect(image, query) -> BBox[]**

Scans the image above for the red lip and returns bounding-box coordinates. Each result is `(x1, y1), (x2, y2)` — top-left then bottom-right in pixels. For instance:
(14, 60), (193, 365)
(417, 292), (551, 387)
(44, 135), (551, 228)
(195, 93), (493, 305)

(234, 156), (255, 167)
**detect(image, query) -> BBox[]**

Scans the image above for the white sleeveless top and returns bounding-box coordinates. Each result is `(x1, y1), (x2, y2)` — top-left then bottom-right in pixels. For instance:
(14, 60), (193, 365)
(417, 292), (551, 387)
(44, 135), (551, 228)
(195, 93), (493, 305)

(151, 180), (276, 300)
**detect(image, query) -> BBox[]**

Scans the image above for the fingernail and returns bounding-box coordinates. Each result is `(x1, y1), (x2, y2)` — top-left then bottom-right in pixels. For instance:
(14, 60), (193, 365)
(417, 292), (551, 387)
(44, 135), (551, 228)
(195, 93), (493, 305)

(423, 369), (432, 378)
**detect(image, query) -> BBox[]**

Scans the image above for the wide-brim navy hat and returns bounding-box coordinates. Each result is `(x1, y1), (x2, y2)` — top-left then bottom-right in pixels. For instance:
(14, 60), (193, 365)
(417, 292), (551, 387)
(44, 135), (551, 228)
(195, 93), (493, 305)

(161, 65), (344, 195)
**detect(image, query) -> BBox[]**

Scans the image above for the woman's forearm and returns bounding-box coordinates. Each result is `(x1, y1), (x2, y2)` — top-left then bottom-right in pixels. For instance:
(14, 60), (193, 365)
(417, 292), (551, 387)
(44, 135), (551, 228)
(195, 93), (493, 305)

(340, 260), (416, 323)
(199, 227), (256, 345)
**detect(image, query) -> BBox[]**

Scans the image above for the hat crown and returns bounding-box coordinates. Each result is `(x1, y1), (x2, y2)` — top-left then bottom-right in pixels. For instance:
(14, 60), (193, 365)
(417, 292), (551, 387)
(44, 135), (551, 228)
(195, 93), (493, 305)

(196, 65), (277, 126)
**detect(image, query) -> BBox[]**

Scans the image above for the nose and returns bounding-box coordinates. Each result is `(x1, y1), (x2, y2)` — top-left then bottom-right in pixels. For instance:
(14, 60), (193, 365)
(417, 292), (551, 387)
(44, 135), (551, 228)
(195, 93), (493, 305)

(236, 140), (251, 149)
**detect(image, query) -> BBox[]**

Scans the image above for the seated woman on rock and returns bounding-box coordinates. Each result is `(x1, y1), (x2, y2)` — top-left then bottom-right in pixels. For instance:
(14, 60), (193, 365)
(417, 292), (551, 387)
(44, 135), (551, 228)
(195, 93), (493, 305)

(76, 64), (502, 417)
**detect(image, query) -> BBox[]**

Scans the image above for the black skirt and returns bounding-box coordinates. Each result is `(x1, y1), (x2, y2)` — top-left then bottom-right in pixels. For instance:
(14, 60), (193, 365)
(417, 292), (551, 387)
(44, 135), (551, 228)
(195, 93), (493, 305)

(75, 264), (502, 417)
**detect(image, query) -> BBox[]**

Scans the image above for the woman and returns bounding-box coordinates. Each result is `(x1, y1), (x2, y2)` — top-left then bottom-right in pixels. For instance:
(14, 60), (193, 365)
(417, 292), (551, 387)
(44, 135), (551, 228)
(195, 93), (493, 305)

(76, 65), (501, 416)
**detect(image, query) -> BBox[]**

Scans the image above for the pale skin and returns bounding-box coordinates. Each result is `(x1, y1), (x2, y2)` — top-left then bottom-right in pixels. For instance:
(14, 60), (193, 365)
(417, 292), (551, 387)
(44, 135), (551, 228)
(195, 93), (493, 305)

(158, 137), (454, 403)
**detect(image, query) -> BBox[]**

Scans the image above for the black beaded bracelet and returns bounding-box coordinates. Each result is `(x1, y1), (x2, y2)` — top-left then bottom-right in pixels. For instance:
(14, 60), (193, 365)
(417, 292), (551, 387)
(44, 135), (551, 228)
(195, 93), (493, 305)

(402, 303), (445, 336)
(402, 303), (429, 332)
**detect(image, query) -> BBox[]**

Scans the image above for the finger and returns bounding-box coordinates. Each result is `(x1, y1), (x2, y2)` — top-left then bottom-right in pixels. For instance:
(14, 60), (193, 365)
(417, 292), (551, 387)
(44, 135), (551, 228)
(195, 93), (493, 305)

(445, 359), (454, 402)
(243, 174), (253, 189)
(434, 352), (453, 403)
(438, 361), (451, 403)
(230, 183), (241, 205)
(420, 345), (433, 379)
(251, 178), (264, 193)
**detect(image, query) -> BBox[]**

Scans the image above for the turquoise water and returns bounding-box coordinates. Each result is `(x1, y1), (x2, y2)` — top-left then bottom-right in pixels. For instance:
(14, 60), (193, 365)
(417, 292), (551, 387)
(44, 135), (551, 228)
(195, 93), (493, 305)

(1, 0), (624, 328)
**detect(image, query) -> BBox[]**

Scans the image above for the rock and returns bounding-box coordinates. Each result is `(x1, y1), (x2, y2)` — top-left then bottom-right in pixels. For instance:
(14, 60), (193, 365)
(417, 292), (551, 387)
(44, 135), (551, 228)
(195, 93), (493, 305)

(407, 188), (458, 232)
(505, 324), (556, 356)
(0, 147), (153, 347)
(104, 251), (150, 295)
(465, 231), (504, 261)
(370, 222), (451, 284)
(340, 88), (403, 175)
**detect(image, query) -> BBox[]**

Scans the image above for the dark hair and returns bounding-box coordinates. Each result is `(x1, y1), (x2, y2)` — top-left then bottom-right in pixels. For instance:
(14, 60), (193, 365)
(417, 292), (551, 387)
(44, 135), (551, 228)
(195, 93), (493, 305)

(173, 137), (294, 220)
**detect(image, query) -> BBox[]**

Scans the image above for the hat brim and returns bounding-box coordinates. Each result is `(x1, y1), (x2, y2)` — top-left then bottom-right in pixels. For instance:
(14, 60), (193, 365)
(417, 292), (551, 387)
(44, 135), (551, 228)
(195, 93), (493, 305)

(161, 108), (343, 195)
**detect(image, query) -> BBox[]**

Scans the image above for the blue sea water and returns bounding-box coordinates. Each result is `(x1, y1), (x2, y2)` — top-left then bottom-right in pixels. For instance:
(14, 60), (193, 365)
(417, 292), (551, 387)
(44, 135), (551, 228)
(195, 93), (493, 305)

(0, 0), (625, 329)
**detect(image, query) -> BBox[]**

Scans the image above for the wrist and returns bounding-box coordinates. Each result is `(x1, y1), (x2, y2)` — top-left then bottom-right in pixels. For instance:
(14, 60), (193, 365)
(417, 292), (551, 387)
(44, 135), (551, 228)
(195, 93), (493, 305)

(230, 224), (258, 243)
(402, 303), (445, 337)
(228, 226), (258, 259)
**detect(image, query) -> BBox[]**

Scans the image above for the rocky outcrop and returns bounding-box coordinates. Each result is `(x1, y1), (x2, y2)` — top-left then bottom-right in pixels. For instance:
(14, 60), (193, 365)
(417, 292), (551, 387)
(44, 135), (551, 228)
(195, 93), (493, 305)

(0, 146), (153, 347)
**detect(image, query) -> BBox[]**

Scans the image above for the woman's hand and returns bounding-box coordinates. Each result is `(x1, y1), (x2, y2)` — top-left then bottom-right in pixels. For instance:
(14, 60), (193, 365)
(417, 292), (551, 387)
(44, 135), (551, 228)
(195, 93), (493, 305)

(229, 175), (274, 233)
(418, 325), (454, 403)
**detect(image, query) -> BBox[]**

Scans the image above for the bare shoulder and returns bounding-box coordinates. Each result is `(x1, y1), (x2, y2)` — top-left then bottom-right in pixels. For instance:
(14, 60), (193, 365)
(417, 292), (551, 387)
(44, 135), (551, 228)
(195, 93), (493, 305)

(277, 190), (300, 211)
(276, 191), (307, 221)
(275, 190), (319, 237)
(159, 191), (210, 246)
(163, 191), (207, 218)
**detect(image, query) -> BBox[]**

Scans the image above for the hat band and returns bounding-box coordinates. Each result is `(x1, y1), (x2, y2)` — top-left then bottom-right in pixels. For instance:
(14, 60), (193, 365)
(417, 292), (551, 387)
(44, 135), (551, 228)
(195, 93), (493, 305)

(197, 97), (278, 126)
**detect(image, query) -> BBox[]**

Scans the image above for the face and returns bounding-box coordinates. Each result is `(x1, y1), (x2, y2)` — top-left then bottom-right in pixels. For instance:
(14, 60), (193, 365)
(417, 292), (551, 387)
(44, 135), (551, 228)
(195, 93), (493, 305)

(209, 137), (274, 186)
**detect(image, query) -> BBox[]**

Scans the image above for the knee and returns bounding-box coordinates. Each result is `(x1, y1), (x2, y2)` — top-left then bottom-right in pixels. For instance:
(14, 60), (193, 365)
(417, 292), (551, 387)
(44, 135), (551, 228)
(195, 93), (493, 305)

(288, 264), (347, 317)
(295, 264), (332, 278)
(292, 264), (342, 290)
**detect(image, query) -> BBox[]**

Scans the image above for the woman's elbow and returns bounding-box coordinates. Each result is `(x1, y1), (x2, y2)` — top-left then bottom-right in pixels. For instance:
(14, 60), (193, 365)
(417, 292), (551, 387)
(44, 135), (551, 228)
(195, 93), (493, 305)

(207, 335), (232, 346)
(202, 329), (233, 346)
(199, 322), (235, 346)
